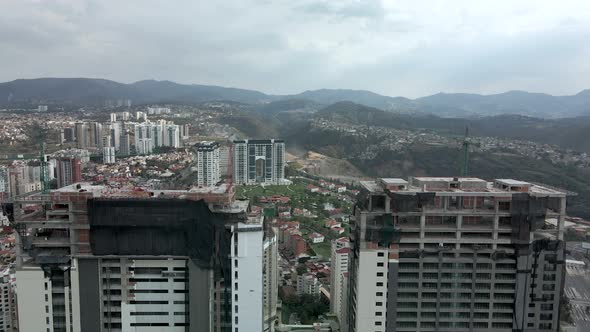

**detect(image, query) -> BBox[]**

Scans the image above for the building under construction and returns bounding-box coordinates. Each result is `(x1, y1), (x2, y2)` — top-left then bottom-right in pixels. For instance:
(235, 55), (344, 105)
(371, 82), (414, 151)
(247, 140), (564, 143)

(348, 177), (568, 332)
(11, 182), (266, 332)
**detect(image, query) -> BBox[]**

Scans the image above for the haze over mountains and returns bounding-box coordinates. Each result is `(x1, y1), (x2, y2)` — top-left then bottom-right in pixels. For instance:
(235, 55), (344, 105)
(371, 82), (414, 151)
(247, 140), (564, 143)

(1, 78), (589, 118)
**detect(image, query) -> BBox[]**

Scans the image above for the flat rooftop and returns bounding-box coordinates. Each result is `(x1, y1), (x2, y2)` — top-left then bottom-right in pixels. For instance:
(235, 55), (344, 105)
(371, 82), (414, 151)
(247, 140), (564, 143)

(361, 177), (568, 197)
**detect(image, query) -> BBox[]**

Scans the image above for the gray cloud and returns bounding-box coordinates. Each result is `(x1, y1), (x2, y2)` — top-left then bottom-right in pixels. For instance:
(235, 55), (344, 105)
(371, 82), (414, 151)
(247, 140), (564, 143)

(0, 0), (589, 97)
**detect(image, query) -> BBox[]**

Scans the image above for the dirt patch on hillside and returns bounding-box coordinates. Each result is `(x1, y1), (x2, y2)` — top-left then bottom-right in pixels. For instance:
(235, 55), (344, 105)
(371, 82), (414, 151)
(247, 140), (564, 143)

(292, 150), (366, 183)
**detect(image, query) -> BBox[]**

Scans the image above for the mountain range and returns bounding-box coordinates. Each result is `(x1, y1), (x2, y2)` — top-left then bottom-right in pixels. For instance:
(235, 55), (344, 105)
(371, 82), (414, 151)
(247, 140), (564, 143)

(1, 77), (589, 118)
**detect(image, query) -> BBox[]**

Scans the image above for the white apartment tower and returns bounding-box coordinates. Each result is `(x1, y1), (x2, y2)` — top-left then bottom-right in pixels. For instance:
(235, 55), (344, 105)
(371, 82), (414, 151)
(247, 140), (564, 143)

(103, 147), (115, 164)
(348, 177), (568, 332)
(330, 237), (350, 328)
(195, 142), (221, 187)
(233, 139), (286, 185)
(0, 269), (16, 331)
(263, 224), (279, 332)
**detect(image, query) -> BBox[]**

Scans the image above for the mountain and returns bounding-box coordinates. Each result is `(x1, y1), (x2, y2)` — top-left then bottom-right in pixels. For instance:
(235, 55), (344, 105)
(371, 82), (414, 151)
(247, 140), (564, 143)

(0, 78), (272, 106)
(283, 89), (415, 111)
(1, 77), (590, 118)
(416, 90), (590, 118)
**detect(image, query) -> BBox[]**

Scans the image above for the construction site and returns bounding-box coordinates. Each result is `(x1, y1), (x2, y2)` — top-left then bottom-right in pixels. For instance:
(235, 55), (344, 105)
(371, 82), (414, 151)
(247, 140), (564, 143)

(348, 176), (569, 332)
(8, 179), (266, 332)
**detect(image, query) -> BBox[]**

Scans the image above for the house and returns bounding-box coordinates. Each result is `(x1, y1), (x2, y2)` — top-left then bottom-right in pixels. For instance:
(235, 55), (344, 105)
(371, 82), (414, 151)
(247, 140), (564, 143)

(306, 185), (320, 193)
(336, 186), (347, 193)
(331, 226), (345, 235)
(309, 232), (325, 244)
(324, 220), (341, 229)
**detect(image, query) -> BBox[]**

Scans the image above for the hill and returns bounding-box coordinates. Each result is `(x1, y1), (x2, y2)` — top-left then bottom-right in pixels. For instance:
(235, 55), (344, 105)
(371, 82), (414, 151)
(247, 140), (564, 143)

(0, 78), (272, 106)
(1, 77), (590, 118)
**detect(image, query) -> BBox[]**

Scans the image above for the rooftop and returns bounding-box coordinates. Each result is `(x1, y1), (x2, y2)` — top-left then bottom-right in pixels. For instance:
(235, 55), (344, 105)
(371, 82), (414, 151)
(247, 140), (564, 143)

(360, 177), (568, 197)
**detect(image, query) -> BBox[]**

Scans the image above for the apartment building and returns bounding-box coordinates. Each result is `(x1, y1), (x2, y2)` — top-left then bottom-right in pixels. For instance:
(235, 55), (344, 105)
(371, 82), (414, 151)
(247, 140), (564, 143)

(233, 139), (286, 185)
(195, 141), (221, 187)
(13, 183), (265, 332)
(55, 158), (82, 188)
(134, 122), (180, 155)
(0, 268), (16, 332)
(330, 237), (350, 329)
(348, 177), (567, 332)
(263, 223), (279, 332)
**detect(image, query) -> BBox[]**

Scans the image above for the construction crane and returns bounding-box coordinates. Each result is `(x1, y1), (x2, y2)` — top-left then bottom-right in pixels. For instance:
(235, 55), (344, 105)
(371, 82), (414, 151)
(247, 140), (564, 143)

(460, 126), (471, 177)
(0, 144), (51, 195)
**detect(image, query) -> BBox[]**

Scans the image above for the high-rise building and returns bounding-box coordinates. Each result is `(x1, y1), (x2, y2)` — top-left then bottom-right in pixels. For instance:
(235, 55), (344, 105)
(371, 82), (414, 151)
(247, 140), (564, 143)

(233, 139), (286, 185)
(103, 147), (115, 164)
(120, 131), (131, 156)
(195, 141), (221, 187)
(108, 122), (122, 151)
(121, 111), (131, 121)
(136, 111), (147, 121)
(348, 177), (568, 332)
(263, 223), (279, 332)
(219, 145), (230, 177)
(13, 183), (265, 332)
(74, 122), (86, 148)
(135, 123), (180, 154)
(63, 127), (75, 143)
(110, 113), (117, 122)
(134, 123), (155, 154)
(0, 268), (17, 332)
(0, 166), (10, 197)
(55, 158), (82, 188)
(330, 237), (350, 328)
(163, 124), (180, 148)
(38, 105), (48, 112)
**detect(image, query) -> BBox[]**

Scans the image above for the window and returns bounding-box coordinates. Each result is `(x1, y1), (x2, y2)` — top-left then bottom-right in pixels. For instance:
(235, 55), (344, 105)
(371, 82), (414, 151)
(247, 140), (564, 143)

(377, 252), (384, 257)
(376, 282), (383, 287)
(376, 312), (382, 316)
(377, 262), (384, 267)
(376, 302), (383, 306)
(376, 272), (384, 277)
(375, 322), (382, 326)
(376, 292), (383, 296)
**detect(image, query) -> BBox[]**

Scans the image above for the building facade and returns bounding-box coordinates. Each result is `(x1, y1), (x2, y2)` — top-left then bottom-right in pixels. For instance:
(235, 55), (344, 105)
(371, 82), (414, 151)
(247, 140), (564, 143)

(56, 158), (82, 188)
(103, 147), (115, 164)
(134, 122), (180, 155)
(195, 142), (221, 187)
(13, 183), (265, 332)
(233, 139), (286, 185)
(348, 177), (567, 332)
(263, 223), (279, 332)
(330, 237), (350, 328)
(0, 268), (17, 332)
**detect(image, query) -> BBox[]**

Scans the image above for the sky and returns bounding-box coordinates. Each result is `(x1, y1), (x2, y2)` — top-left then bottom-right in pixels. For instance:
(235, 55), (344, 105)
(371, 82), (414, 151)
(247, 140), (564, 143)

(1, 0), (590, 98)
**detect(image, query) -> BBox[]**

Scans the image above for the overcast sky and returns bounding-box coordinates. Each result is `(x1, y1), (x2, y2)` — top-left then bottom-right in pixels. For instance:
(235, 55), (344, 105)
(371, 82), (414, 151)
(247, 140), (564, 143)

(1, 0), (589, 97)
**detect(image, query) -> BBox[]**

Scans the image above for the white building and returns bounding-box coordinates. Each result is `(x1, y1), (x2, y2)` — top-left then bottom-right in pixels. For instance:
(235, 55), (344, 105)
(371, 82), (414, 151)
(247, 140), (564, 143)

(330, 237), (350, 326)
(309, 232), (325, 244)
(121, 111), (131, 121)
(297, 273), (321, 295)
(0, 268), (16, 332)
(135, 111), (147, 121)
(195, 141), (221, 187)
(263, 225), (279, 332)
(0, 166), (10, 196)
(38, 105), (48, 112)
(233, 139), (286, 185)
(135, 122), (180, 154)
(110, 113), (117, 122)
(103, 146), (116, 164)
(147, 107), (171, 115)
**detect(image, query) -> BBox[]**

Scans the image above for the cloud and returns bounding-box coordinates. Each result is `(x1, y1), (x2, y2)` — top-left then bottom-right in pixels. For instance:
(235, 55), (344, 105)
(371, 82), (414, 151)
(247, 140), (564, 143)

(0, 0), (589, 97)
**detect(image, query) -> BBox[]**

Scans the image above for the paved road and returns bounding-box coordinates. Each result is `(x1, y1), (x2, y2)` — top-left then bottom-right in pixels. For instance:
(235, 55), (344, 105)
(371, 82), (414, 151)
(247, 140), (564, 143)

(565, 258), (590, 331)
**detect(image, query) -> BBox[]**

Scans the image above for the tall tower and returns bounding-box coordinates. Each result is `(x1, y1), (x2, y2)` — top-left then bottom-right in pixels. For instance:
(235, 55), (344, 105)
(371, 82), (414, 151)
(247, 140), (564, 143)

(348, 177), (567, 332)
